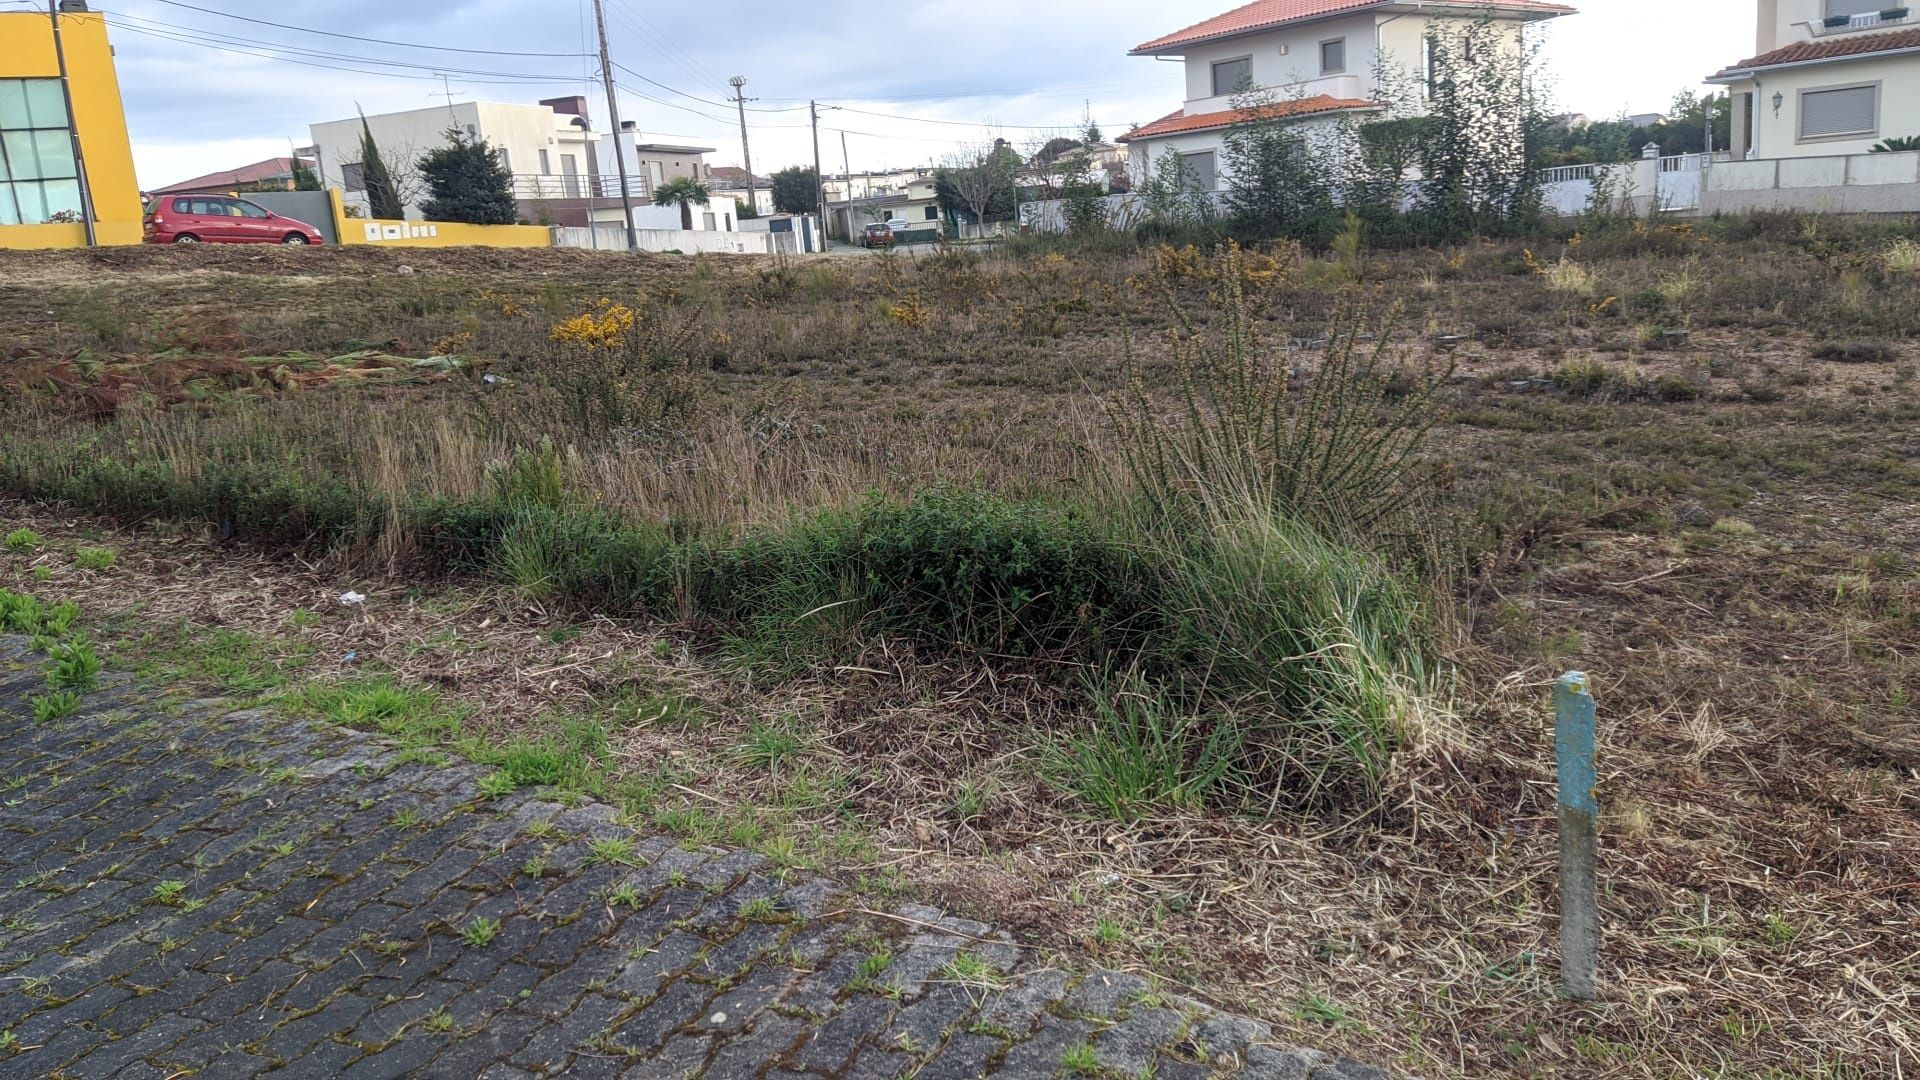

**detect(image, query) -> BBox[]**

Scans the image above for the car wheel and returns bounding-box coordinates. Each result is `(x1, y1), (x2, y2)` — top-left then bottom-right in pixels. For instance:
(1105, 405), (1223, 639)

(172, 234), (200, 244)
(282, 233), (310, 245)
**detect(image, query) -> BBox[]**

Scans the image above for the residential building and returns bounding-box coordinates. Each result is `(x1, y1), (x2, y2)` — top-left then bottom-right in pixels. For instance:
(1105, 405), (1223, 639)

(0, 5), (140, 249)
(823, 166), (936, 202)
(596, 122), (713, 197)
(826, 172), (944, 242)
(308, 96), (601, 223)
(1707, 1), (1920, 158)
(150, 156), (316, 197)
(1117, 0), (1574, 190)
(709, 166), (773, 216)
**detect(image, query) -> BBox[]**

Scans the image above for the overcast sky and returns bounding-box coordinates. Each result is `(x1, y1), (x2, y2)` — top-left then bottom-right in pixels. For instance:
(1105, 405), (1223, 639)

(57, 0), (1756, 188)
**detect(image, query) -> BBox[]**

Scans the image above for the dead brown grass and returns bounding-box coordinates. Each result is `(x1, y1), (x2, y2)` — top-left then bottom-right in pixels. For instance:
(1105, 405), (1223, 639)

(3, 228), (1917, 1077)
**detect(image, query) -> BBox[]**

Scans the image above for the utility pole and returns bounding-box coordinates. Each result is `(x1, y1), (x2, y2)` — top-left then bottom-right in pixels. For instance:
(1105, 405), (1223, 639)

(728, 76), (757, 216)
(590, 0), (639, 252)
(810, 100), (827, 246)
(49, 0), (95, 247)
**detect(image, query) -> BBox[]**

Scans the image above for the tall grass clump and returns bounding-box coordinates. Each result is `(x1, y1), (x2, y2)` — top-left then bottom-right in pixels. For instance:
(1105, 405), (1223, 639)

(1106, 244), (1453, 806)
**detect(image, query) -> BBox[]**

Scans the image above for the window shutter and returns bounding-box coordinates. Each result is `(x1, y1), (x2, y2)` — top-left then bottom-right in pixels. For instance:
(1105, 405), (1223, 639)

(1800, 86), (1875, 138)
(1826, 0), (1881, 17)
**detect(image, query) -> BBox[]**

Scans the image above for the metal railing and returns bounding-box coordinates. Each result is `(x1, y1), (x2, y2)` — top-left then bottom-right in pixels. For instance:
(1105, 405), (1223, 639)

(1811, 8), (1912, 35)
(506, 174), (651, 201)
(1541, 152), (1730, 185)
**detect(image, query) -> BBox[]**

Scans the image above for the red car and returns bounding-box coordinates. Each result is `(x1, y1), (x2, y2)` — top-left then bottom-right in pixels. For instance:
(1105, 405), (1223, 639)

(143, 195), (325, 245)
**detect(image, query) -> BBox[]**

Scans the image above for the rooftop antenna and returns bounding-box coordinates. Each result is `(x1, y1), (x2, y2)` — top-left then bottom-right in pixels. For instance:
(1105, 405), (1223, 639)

(431, 74), (465, 122)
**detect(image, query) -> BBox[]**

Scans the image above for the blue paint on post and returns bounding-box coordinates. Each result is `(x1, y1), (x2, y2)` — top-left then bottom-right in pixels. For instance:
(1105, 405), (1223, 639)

(1555, 672), (1597, 816)
(1555, 670), (1600, 1000)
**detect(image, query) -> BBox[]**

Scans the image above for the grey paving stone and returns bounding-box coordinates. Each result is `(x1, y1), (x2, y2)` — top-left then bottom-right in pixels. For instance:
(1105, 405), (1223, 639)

(0, 654), (1379, 1080)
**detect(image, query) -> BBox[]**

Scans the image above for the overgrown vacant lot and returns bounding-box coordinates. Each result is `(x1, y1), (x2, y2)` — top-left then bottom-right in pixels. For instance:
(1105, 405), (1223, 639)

(2, 219), (1917, 1078)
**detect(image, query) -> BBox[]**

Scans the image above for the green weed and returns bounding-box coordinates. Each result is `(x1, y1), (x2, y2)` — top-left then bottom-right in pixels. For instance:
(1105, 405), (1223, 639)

(71, 546), (116, 570)
(30, 691), (81, 723)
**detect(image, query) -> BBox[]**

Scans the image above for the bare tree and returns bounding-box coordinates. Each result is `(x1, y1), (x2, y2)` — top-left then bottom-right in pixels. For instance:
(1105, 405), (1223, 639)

(937, 137), (1019, 231)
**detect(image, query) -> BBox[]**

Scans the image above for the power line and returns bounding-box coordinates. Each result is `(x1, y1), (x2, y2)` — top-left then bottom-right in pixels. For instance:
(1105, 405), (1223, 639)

(103, 12), (590, 81)
(600, 1), (722, 99)
(829, 105), (1064, 130)
(607, 61), (805, 114)
(109, 22), (589, 85)
(139, 0), (592, 57)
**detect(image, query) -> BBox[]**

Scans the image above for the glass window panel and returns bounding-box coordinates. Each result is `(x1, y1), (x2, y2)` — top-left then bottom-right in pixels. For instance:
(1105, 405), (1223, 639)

(1211, 58), (1251, 97)
(0, 186), (19, 226)
(40, 178), (82, 220)
(23, 80), (67, 127)
(32, 129), (77, 179)
(13, 180), (49, 224)
(0, 142), (9, 183)
(2, 132), (43, 179)
(0, 82), (29, 129)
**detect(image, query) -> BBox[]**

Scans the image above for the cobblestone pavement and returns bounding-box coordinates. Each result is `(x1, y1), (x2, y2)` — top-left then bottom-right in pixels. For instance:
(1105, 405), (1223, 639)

(0, 637), (1390, 1079)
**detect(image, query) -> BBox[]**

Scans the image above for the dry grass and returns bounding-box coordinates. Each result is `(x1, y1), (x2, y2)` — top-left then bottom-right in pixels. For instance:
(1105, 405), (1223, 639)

(3, 226), (1918, 1077)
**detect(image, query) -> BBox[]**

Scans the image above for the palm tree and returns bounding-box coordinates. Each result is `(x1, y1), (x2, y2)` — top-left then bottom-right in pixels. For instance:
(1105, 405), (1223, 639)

(1871, 135), (1920, 153)
(653, 177), (711, 230)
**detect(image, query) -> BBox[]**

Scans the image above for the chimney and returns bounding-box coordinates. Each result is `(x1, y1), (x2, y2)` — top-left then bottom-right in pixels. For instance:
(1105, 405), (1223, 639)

(540, 95), (591, 124)
(621, 120), (637, 133)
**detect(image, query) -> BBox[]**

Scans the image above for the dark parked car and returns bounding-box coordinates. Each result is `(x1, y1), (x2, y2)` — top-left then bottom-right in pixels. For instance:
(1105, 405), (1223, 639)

(860, 222), (895, 248)
(143, 195), (325, 245)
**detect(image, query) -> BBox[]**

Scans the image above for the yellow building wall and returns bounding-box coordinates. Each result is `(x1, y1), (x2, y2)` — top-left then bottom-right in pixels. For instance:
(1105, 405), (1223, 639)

(328, 192), (555, 248)
(0, 11), (143, 248)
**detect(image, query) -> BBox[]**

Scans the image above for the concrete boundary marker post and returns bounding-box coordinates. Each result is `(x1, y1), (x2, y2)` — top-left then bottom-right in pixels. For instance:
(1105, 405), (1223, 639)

(1555, 670), (1599, 1000)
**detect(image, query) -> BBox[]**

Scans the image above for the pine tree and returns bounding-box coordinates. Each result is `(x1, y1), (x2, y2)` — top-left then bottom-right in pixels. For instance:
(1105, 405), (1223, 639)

(290, 156), (320, 192)
(418, 128), (518, 225)
(357, 110), (407, 220)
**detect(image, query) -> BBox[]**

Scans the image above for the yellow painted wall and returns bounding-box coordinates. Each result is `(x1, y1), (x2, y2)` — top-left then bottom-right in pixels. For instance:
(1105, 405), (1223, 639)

(329, 194), (554, 248)
(0, 11), (142, 247)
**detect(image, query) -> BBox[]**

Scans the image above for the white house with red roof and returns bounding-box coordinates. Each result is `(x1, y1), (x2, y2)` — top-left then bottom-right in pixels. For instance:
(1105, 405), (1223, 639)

(1118, 0), (1574, 191)
(1707, 1), (1920, 159)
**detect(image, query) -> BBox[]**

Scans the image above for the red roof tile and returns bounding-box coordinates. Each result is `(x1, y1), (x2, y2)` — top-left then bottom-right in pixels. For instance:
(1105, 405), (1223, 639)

(1118, 96), (1381, 142)
(1710, 25), (1920, 79)
(151, 157), (310, 195)
(1130, 0), (1574, 54)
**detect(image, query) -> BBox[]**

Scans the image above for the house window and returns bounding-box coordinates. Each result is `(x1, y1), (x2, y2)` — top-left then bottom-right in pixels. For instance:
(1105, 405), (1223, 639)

(1825, 0), (1881, 16)
(340, 162), (366, 192)
(1180, 150), (1216, 192)
(0, 79), (82, 226)
(1210, 57), (1252, 97)
(1320, 38), (1346, 75)
(1798, 83), (1878, 140)
(496, 148), (512, 174)
(538, 148), (551, 174)
(924, 205), (938, 220)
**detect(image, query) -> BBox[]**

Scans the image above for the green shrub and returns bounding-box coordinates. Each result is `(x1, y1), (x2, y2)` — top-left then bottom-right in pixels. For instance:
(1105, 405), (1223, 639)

(1128, 495), (1442, 804)
(3, 529), (40, 554)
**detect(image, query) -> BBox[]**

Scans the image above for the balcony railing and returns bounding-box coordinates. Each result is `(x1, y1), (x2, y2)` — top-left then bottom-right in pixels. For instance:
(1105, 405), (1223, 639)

(1811, 8), (1912, 35)
(506, 174), (652, 201)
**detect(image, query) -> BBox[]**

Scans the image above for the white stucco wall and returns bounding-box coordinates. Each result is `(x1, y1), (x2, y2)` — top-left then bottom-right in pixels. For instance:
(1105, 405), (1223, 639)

(1731, 52), (1920, 159)
(1175, 13), (1378, 115)
(309, 101), (596, 219)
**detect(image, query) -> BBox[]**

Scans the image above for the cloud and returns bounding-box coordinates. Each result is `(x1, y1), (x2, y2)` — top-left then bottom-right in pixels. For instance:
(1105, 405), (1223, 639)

(104, 0), (1751, 188)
